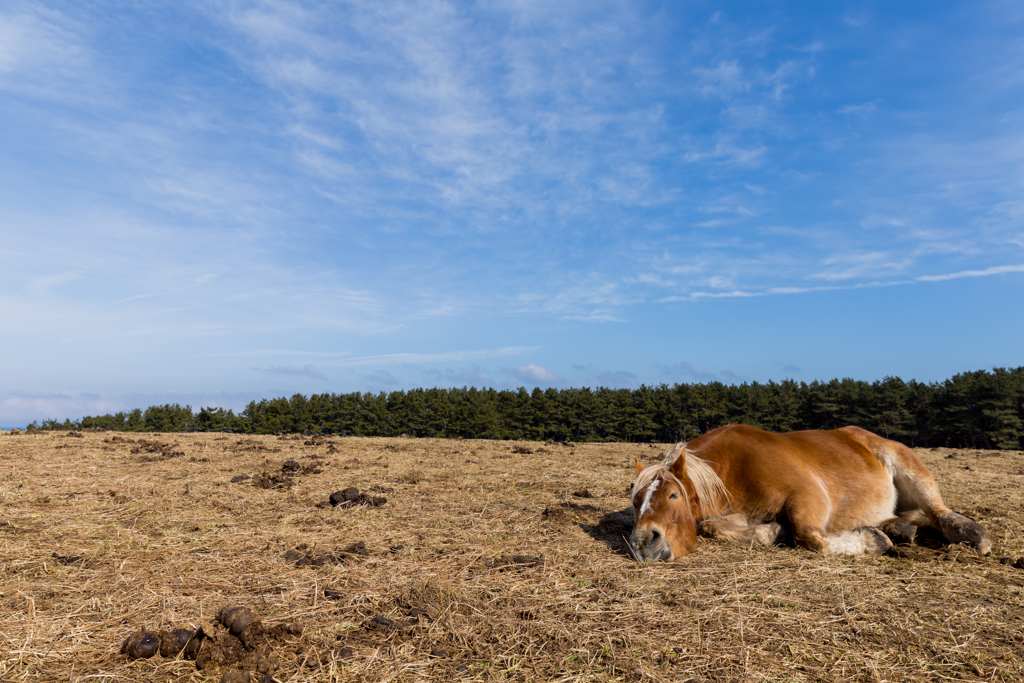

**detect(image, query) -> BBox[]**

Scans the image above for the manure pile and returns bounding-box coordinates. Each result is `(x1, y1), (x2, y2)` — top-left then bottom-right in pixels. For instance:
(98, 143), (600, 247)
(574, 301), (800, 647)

(1, 431), (1023, 682)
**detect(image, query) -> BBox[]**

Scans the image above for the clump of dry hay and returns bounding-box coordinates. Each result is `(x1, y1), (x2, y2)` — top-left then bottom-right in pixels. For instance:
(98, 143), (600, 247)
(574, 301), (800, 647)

(0, 431), (1023, 681)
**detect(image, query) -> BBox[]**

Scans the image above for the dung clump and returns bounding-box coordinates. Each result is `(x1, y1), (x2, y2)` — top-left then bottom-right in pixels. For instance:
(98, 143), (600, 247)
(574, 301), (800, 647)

(360, 608), (428, 632)
(250, 460), (324, 490)
(121, 631), (161, 659)
(218, 605), (261, 647)
(158, 628), (198, 658)
(486, 554), (544, 570)
(193, 605), (301, 674)
(361, 614), (419, 631)
(130, 439), (185, 461)
(251, 471), (292, 489)
(319, 487), (387, 508)
(330, 487), (360, 505)
(122, 628), (201, 661)
(118, 606), (301, 676)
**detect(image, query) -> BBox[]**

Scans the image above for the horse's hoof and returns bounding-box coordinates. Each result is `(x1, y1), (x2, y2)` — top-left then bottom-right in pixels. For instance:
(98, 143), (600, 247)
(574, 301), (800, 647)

(878, 517), (917, 545)
(753, 522), (782, 546)
(937, 512), (992, 556)
(856, 526), (893, 555)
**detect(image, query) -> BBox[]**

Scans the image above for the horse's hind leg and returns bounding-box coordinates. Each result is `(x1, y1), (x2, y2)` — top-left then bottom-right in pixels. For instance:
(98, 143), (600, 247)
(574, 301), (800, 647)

(882, 441), (992, 555)
(786, 494), (892, 556)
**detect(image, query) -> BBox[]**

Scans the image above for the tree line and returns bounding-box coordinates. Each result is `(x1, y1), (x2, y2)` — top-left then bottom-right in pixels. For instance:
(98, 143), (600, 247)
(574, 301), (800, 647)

(27, 367), (1024, 450)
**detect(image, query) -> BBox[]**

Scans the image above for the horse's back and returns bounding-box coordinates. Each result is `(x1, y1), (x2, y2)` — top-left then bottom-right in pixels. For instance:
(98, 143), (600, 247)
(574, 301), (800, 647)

(692, 423), (889, 478)
(690, 424), (896, 527)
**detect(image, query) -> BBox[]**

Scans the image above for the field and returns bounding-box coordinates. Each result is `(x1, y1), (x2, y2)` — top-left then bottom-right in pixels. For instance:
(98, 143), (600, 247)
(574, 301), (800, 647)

(1, 431), (1023, 682)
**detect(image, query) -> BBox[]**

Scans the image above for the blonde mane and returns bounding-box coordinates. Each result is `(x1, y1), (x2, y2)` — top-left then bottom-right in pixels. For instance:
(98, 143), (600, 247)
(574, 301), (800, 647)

(631, 442), (730, 520)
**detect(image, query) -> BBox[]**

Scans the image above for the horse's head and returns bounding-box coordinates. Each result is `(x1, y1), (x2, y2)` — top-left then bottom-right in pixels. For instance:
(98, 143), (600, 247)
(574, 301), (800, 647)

(628, 444), (699, 562)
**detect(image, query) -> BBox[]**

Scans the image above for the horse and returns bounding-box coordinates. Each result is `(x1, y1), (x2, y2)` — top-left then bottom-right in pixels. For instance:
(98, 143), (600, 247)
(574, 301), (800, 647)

(628, 424), (992, 561)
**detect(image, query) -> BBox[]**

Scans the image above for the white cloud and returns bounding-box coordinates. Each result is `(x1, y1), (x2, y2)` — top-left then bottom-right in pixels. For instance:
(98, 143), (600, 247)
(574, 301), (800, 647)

(505, 363), (560, 385)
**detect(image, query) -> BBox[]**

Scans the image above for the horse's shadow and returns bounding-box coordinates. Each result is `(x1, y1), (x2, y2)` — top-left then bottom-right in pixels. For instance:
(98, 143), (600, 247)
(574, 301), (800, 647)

(579, 506), (636, 558)
(579, 507), (800, 558)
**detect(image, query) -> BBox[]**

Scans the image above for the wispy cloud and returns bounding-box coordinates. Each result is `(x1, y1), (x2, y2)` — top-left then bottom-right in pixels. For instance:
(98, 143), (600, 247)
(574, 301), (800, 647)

(335, 346), (539, 367)
(423, 366), (493, 387)
(0, 4), (94, 101)
(916, 264), (1024, 282)
(657, 362), (724, 383)
(662, 262), (1024, 302)
(24, 272), (80, 297)
(684, 138), (768, 168)
(365, 371), (399, 386)
(258, 364), (327, 380)
(694, 60), (748, 99)
(842, 14), (870, 29)
(838, 101), (878, 115)
(811, 251), (913, 281)
(575, 369), (639, 389)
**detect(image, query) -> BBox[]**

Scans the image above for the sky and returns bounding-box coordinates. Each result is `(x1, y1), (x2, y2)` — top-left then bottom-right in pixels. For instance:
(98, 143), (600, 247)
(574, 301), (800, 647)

(2, 1), (1023, 427)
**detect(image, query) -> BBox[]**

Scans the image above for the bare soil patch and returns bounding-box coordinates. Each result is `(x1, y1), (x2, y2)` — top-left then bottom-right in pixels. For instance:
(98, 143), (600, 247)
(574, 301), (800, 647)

(0, 432), (1022, 681)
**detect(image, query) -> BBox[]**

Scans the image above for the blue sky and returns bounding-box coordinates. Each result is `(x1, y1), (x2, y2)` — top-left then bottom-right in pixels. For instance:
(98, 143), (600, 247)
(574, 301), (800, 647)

(2, 1), (1023, 426)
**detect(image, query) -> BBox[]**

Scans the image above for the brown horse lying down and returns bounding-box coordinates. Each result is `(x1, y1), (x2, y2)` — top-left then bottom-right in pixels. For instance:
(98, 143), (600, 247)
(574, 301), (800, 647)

(629, 425), (991, 562)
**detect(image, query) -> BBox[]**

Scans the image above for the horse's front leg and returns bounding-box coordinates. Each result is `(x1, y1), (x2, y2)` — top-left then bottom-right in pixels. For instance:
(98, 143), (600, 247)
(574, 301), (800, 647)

(699, 513), (782, 547)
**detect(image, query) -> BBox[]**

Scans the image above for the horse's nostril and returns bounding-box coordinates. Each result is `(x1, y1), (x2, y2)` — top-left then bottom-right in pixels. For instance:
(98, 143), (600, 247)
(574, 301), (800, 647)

(651, 529), (661, 542)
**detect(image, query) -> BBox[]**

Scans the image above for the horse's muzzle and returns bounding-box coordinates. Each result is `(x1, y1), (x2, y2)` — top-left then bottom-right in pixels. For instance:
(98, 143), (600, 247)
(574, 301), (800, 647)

(629, 528), (673, 562)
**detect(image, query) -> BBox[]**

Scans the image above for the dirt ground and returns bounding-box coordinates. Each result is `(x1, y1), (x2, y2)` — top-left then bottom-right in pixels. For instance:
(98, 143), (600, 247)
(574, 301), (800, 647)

(0, 431), (1022, 682)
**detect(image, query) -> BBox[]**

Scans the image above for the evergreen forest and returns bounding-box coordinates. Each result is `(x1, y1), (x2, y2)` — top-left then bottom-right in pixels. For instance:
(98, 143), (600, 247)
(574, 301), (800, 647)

(26, 368), (1024, 450)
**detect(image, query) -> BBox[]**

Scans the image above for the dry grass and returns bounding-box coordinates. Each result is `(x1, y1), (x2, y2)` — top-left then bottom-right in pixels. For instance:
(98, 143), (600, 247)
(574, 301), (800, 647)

(0, 431), (1022, 682)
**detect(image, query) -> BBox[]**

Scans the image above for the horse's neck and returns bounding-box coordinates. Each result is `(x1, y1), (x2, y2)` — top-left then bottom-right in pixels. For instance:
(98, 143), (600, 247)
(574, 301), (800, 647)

(684, 455), (730, 520)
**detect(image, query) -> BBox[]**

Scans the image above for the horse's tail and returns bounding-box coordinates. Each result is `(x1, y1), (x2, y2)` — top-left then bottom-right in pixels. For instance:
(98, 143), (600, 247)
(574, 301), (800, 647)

(840, 426), (992, 555)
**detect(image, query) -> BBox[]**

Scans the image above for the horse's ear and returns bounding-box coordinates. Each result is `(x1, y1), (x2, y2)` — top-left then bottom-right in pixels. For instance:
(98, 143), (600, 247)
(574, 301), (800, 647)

(635, 457), (645, 476)
(668, 443), (688, 480)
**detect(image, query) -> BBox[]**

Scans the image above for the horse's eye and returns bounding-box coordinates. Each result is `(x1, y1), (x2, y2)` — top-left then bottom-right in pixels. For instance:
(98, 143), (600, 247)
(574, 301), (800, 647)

(669, 493), (679, 500)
